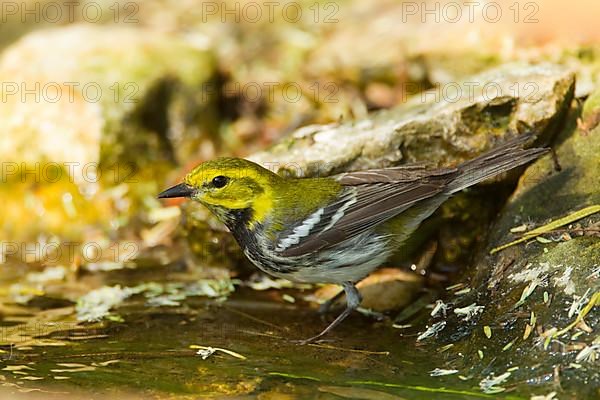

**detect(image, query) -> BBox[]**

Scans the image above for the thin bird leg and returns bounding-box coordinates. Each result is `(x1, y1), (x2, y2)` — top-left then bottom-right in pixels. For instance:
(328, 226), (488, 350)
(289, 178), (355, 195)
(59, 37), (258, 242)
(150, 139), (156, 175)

(318, 288), (345, 314)
(299, 282), (361, 344)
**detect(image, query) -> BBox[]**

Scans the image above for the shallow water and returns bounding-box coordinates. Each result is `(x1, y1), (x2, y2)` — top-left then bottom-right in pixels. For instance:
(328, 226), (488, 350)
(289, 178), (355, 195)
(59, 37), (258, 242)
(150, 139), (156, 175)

(0, 279), (524, 400)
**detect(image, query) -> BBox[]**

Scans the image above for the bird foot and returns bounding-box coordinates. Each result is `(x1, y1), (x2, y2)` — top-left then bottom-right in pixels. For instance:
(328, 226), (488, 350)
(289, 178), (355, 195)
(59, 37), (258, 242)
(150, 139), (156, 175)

(292, 335), (334, 345)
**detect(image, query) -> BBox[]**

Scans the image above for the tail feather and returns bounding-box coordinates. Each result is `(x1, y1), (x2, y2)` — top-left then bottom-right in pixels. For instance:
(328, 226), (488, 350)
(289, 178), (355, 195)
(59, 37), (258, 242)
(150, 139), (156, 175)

(447, 134), (549, 193)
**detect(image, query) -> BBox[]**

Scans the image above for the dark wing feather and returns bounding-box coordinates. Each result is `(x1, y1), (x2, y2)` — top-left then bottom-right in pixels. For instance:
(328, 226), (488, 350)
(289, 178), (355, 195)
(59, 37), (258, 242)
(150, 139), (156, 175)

(278, 169), (457, 257)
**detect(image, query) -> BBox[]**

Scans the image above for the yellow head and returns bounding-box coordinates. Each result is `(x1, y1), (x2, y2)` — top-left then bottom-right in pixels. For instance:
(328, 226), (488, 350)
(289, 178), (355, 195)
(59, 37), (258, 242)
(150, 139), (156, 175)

(158, 157), (280, 227)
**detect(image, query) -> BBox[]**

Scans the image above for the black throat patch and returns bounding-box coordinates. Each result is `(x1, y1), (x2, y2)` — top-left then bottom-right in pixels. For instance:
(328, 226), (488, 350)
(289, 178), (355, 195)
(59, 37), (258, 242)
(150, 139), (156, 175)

(231, 210), (268, 266)
(211, 206), (256, 247)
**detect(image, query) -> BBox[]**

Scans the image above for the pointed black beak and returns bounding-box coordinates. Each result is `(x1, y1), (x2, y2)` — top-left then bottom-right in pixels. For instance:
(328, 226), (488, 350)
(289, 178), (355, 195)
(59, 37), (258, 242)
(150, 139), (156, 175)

(158, 183), (195, 199)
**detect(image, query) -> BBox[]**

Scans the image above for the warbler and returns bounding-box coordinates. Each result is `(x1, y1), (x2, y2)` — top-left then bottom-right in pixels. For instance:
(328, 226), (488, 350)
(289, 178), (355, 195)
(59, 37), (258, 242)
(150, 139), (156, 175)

(159, 134), (548, 343)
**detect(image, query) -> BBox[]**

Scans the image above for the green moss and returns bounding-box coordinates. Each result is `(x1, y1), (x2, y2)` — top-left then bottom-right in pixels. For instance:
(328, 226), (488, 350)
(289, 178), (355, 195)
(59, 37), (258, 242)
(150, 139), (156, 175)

(441, 93), (600, 397)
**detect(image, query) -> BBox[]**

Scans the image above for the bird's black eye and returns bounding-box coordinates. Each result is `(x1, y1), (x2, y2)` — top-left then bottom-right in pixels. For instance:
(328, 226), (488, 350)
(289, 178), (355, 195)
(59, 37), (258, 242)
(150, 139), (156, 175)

(212, 175), (229, 188)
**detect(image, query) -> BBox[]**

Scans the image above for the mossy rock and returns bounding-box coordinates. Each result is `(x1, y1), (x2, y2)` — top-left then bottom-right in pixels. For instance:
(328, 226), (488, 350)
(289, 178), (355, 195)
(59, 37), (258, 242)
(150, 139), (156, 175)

(423, 95), (600, 398)
(249, 63), (574, 176)
(0, 25), (217, 243)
